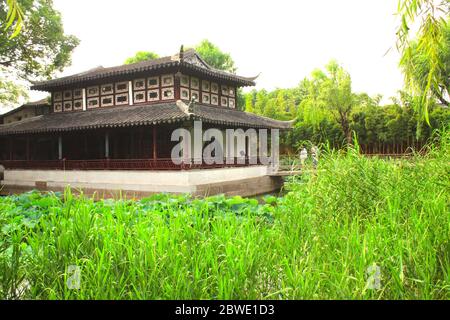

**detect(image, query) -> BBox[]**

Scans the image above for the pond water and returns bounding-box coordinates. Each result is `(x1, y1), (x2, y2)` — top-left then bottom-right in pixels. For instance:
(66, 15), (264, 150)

(247, 188), (287, 203)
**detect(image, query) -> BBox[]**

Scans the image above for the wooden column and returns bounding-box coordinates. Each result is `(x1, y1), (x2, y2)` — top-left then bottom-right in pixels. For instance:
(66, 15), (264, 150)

(26, 136), (30, 161)
(152, 126), (157, 160)
(128, 81), (133, 106)
(82, 88), (87, 111)
(58, 136), (63, 160)
(130, 130), (134, 158)
(9, 137), (13, 160)
(139, 127), (143, 158)
(84, 134), (88, 159)
(105, 132), (110, 159)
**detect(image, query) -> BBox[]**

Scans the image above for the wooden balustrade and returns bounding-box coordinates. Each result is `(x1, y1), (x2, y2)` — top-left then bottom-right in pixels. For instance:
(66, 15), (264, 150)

(0, 157), (262, 171)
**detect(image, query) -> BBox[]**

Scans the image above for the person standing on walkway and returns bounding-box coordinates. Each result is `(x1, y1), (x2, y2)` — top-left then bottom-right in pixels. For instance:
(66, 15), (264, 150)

(300, 147), (308, 167)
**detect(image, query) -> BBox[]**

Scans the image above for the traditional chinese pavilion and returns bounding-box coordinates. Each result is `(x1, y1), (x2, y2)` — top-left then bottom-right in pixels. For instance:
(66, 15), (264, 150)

(0, 47), (292, 198)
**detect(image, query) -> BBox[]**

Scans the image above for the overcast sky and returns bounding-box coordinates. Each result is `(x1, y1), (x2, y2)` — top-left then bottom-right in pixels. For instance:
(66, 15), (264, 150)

(32, 0), (404, 103)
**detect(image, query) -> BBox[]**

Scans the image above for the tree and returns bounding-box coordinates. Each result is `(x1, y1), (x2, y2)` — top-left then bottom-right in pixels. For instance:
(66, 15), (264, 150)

(298, 61), (355, 145)
(194, 40), (236, 73)
(397, 0), (450, 123)
(253, 89), (268, 115)
(124, 51), (159, 64)
(0, 0), (79, 106)
(400, 19), (450, 108)
(264, 98), (277, 119)
(244, 91), (255, 113)
(319, 60), (355, 144)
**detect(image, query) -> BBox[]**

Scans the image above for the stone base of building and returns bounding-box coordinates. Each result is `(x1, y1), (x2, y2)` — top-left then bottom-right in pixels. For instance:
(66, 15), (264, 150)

(0, 166), (283, 199)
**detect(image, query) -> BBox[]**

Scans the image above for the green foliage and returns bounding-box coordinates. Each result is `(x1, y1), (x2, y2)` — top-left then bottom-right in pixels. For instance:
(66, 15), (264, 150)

(244, 88), (301, 121)
(397, 0), (450, 123)
(194, 39), (236, 73)
(0, 133), (449, 299)
(286, 92), (449, 152)
(245, 60), (358, 144)
(124, 51), (159, 64)
(2, 0), (24, 38)
(0, 70), (27, 107)
(400, 18), (449, 108)
(306, 60), (356, 144)
(245, 56), (450, 152)
(0, 0), (79, 105)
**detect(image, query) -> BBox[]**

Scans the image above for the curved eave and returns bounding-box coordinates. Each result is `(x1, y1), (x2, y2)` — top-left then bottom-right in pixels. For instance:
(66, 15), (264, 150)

(0, 118), (191, 136)
(192, 117), (292, 129)
(179, 62), (256, 87)
(31, 63), (256, 92)
(0, 102), (292, 136)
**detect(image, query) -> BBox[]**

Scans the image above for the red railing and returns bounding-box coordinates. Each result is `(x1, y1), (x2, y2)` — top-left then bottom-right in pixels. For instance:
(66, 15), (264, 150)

(0, 158), (261, 171)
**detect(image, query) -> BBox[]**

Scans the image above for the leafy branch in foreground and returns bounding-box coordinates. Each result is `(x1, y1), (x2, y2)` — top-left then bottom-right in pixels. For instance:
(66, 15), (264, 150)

(2, 0), (24, 39)
(397, 0), (450, 124)
(0, 0), (79, 106)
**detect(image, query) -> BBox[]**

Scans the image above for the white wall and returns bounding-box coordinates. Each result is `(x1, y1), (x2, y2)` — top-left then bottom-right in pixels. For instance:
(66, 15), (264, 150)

(2, 166), (270, 194)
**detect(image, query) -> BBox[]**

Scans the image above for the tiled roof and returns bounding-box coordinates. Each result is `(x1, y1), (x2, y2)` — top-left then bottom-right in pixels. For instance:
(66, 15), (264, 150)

(32, 49), (257, 91)
(0, 98), (49, 117)
(0, 102), (292, 135)
(193, 104), (293, 129)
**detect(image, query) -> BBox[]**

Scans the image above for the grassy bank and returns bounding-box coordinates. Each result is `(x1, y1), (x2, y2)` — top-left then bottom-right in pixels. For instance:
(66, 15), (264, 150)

(0, 134), (449, 299)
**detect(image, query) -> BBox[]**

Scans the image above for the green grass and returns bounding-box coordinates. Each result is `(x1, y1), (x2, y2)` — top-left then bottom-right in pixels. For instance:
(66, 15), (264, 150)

(0, 133), (449, 299)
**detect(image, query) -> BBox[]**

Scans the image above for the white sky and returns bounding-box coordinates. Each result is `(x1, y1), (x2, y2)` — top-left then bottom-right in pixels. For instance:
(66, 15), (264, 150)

(31, 0), (404, 103)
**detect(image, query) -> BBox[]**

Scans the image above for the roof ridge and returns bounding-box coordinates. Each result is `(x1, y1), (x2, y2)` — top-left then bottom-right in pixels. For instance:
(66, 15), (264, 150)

(0, 99), (50, 117)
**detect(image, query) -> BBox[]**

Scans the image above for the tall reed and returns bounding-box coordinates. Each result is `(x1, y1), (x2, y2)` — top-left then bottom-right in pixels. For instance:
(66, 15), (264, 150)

(0, 131), (448, 299)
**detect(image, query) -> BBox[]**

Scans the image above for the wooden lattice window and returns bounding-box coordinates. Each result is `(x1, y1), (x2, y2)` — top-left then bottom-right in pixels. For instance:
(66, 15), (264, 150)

(101, 84), (114, 95)
(211, 82), (219, 94)
(148, 76), (159, 88)
(202, 80), (210, 92)
(161, 75), (174, 87)
(87, 86), (99, 97)
(161, 88), (174, 100)
(191, 90), (199, 102)
(134, 79), (146, 91)
(54, 102), (62, 112)
(191, 77), (199, 90)
(180, 75), (189, 87)
(63, 101), (73, 111)
(87, 97), (99, 109)
(181, 88), (190, 100)
(115, 82), (129, 93)
(63, 90), (72, 100)
(73, 89), (83, 99)
(115, 93), (129, 105)
(221, 96), (228, 107)
(202, 93), (210, 104)
(73, 99), (83, 110)
(134, 91), (146, 103)
(53, 92), (62, 102)
(101, 95), (114, 107)
(148, 89), (159, 101)
(221, 85), (228, 96)
(211, 94), (219, 106)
